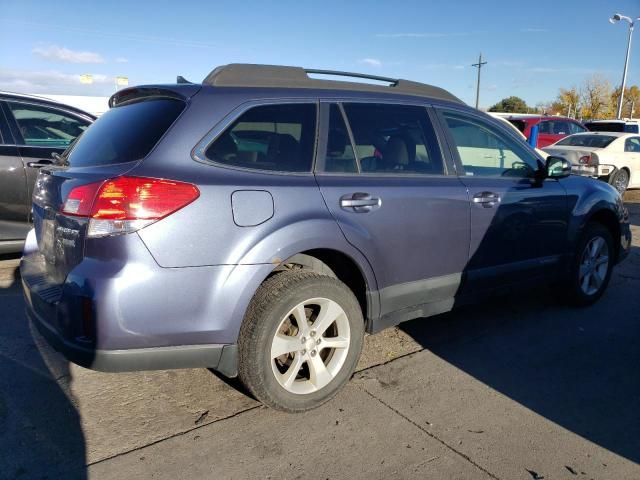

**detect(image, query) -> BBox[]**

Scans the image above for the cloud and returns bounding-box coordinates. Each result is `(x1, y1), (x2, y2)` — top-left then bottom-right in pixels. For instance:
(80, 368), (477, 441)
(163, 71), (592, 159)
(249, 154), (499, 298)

(376, 32), (473, 38)
(0, 68), (111, 94)
(115, 57), (129, 63)
(32, 44), (105, 64)
(358, 58), (382, 67)
(521, 28), (547, 33)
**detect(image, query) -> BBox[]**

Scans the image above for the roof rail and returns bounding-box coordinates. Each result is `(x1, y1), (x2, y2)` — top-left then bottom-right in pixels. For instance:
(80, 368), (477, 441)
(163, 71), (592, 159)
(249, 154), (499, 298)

(202, 64), (462, 104)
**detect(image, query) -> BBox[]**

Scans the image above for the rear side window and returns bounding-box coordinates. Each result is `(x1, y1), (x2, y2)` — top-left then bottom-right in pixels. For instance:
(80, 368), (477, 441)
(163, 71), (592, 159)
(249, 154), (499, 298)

(341, 103), (444, 174)
(568, 122), (586, 134)
(8, 102), (90, 148)
(205, 103), (317, 172)
(67, 98), (184, 167)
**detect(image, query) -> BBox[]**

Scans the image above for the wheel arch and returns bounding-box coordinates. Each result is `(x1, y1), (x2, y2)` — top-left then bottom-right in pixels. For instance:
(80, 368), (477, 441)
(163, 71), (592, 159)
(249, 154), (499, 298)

(584, 207), (621, 261)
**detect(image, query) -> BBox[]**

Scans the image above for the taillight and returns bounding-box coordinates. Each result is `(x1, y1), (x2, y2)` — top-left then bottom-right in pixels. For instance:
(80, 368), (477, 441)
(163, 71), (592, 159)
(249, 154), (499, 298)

(578, 154), (598, 166)
(62, 176), (199, 237)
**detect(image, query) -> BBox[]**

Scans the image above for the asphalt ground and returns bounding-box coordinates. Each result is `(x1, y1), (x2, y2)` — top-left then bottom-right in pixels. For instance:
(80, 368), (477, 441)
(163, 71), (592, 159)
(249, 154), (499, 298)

(0, 191), (638, 479)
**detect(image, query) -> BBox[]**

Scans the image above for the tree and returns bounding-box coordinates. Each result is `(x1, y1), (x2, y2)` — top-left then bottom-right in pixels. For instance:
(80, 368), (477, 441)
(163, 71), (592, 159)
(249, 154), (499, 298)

(488, 96), (529, 113)
(552, 87), (581, 118)
(580, 74), (612, 119)
(611, 85), (640, 118)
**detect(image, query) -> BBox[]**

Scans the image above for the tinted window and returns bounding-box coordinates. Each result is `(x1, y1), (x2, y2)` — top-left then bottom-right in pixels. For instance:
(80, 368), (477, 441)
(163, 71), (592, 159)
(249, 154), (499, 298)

(568, 122), (586, 134)
(585, 122), (625, 133)
(625, 137), (640, 152)
(442, 111), (537, 177)
(324, 104), (357, 173)
(66, 98), (184, 167)
(507, 119), (526, 133)
(556, 135), (616, 148)
(342, 103), (444, 174)
(539, 120), (570, 135)
(206, 103), (316, 172)
(8, 102), (90, 148)
(625, 124), (640, 133)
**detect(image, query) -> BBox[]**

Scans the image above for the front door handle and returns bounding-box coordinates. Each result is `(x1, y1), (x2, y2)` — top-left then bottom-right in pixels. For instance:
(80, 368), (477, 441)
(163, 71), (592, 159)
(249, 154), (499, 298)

(27, 159), (54, 168)
(340, 193), (381, 212)
(472, 191), (501, 208)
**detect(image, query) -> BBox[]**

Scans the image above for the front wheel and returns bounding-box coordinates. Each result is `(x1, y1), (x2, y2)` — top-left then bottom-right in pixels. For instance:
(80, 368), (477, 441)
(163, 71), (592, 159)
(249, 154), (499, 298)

(567, 223), (614, 306)
(238, 271), (364, 412)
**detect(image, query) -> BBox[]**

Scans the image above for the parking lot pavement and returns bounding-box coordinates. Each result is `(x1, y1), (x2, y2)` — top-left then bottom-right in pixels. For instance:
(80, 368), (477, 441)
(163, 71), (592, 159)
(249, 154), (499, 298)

(1, 193), (639, 479)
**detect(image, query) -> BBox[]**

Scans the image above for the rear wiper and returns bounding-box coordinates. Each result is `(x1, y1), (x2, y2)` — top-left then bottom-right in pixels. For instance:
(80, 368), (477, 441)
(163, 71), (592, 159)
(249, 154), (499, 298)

(51, 152), (69, 166)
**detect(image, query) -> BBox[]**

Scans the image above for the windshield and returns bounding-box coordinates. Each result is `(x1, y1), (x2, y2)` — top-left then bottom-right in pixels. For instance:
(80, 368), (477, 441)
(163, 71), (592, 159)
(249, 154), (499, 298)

(555, 135), (616, 148)
(66, 98), (185, 167)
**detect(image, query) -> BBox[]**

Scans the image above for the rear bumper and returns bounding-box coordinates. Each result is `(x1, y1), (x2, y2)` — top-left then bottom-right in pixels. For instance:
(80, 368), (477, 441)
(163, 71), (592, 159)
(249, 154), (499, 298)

(20, 233), (272, 374)
(24, 295), (231, 372)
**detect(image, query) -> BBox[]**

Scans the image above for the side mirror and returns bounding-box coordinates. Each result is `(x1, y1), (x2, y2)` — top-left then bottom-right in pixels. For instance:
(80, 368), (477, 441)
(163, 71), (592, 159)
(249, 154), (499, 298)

(545, 156), (572, 179)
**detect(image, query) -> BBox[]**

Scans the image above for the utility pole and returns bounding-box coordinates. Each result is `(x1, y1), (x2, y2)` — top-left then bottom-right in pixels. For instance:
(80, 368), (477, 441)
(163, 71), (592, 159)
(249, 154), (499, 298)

(472, 53), (487, 109)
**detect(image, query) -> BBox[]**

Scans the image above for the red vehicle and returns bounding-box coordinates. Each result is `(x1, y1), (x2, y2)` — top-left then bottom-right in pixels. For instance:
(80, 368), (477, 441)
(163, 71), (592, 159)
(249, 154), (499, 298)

(504, 115), (587, 148)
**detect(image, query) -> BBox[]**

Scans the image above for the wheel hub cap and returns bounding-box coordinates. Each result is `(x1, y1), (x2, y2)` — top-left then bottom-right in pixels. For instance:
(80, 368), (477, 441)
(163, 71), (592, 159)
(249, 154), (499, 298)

(270, 297), (351, 395)
(579, 236), (609, 296)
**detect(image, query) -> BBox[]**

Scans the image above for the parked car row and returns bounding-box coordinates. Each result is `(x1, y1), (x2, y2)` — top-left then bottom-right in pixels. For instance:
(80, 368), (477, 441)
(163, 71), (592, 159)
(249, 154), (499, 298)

(19, 64), (631, 411)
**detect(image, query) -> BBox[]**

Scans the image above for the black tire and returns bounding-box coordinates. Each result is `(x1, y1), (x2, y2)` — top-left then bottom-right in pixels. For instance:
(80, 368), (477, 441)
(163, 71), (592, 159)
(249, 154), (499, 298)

(609, 168), (630, 195)
(238, 270), (364, 412)
(567, 223), (615, 307)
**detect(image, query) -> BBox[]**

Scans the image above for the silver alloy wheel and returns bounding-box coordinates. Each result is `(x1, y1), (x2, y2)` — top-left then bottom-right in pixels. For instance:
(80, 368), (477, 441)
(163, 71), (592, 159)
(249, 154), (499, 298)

(579, 236), (610, 296)
(613, 169), (629, 194)
(270, 297), (350, 395)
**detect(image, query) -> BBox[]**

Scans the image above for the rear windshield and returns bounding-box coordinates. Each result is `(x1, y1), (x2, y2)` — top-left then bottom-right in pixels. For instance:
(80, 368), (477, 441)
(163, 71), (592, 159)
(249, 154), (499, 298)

(555, 134), (616, 148)
(66, 98), (184, 167)
(585, 122), (626, 133)
(507, 119), (526, 133)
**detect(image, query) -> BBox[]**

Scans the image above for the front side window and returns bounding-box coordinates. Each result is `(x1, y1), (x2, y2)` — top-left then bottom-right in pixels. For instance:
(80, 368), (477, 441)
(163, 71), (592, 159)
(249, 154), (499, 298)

(442, 111), (538, 178)
(205, 103), (316, 172)
(8, 102), (90, 148)
(341, 103), (444, 175)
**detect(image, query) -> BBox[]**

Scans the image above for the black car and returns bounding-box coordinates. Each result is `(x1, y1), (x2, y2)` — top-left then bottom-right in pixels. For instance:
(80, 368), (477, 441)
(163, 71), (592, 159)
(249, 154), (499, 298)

(0, 92), (95, 253)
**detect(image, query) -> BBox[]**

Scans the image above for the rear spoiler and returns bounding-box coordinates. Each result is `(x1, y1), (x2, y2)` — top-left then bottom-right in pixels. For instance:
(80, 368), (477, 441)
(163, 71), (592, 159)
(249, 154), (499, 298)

(109, 85), (200, 108)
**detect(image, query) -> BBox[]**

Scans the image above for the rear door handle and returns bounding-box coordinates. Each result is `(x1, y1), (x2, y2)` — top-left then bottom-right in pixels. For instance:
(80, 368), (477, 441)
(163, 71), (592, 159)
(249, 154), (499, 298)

(340, 193), (381, 212)
(472, 191), (501, 208)
(27, 159), (54, 168)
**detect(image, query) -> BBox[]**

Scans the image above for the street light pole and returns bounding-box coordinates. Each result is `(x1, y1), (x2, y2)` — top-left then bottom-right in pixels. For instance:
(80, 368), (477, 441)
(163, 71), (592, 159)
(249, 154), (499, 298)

(472, 53), (487, 110)
(611, 13), (640, 119)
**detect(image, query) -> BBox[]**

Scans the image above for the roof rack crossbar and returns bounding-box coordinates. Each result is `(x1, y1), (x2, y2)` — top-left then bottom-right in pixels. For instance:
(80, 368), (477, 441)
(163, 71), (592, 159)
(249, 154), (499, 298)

(304, 69), (399, 85)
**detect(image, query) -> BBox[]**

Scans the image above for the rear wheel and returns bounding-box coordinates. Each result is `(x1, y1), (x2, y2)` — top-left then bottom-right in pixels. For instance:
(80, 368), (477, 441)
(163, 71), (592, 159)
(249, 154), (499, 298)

(609, 168), (629, 195)
(568, 223), (614, 306)
(238, 271), (364, 412)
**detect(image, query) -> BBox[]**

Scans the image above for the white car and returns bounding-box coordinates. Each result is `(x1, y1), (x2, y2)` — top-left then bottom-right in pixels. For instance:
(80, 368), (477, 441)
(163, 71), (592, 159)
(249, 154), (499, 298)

(543, 131), (640, 194)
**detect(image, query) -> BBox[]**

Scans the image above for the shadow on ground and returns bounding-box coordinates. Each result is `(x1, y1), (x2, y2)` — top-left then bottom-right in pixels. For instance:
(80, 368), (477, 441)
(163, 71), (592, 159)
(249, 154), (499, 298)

(0, 254), (87, 479)
(399, 246), (640, 465)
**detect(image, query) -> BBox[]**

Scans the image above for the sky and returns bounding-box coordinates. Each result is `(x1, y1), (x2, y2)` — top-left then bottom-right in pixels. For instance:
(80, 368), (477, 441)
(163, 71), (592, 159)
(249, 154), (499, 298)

(1, 0), (639, 109)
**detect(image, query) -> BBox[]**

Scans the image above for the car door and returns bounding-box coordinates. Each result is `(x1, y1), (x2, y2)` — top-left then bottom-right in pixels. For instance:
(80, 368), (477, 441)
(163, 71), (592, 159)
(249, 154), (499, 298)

(314, 102), (470, 324)
(4, 100), (92, 209)
(623, 136), (640, 187)
(435, 107), (568, 292)
(0, 103), (29, 242)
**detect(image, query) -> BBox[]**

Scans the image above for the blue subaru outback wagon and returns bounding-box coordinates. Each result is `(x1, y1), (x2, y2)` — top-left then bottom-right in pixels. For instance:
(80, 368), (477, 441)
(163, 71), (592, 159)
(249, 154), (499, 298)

(21, 64), (631, 411)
